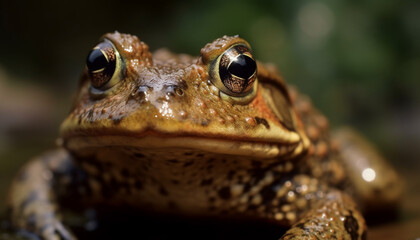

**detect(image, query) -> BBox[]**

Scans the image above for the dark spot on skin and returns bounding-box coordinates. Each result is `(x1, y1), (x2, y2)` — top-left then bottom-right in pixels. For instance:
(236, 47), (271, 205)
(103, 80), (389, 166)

(208, 197), (215, 203)
(87, 109), (94, 119)
(184, 152), (194, 156)
(251, 160), (262, 169)
(243, 182), (252, 193)
(201, 178), (213, 186)
(294, 222), (305, 230)
(196, 153), (204, 157)
(102, 177), (120, 198)
(167, 159), (179, 164)
(220, 210), (228, 215)
(260, 185), (276, 204)
(171, 180), (179, 185)
(344, 211), (359, 240)
(255, 117), (270, 129)
(227, 170), (236, 180)
(159, 186), (169, 196)
(386, 181), (396, 188)
(201, 119), (210, 126)
(218, 186), (231, 200)
(112, 115), (124, 124)
(168, 201), (177, 209)
(247, 204), (258, 211)
(135, 180), (143, 190)
(134, 153), (145, 158)
(101, 187), (112, 199)
(122, 186), (131, 195)
(183, 161), (194, 167)
(121, 168), (130, 177)
(142, 165), (149, 172)
(373, 187), (383, 196)
(206, 164), (214, 171)
(179, 80), (188, 90)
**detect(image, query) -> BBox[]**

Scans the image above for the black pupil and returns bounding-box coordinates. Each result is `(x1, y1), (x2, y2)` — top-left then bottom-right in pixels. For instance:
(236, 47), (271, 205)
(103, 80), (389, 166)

(228, 54), (256, 79)
(86, 49), (108, 72)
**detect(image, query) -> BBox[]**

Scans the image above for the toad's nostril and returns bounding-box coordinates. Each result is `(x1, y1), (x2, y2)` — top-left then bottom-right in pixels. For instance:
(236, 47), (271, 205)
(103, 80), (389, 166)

(128, 85), (151, 102)
(138, 85), (152, 93)
(165, 85), (185, 97)
(175, 88), (184, 96)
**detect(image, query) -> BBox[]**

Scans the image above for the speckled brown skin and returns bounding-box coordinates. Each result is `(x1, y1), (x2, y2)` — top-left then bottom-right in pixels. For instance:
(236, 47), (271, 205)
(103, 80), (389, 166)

(8, 32), (402, 240)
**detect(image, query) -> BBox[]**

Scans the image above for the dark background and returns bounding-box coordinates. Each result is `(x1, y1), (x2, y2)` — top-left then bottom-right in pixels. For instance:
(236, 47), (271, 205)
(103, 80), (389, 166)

(0, 0), (419, 239)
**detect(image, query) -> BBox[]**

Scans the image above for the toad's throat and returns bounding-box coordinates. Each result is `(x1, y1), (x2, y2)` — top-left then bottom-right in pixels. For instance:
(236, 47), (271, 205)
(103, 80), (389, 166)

(64, 134), (305, 159)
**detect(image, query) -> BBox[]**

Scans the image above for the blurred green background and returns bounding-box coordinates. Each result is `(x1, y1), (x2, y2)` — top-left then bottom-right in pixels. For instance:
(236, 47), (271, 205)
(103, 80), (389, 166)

(0, 0), (419, 238)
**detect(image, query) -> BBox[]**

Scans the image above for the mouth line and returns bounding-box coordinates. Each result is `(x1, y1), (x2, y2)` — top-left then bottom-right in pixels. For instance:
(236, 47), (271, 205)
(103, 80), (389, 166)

(64, 132), (302, 159)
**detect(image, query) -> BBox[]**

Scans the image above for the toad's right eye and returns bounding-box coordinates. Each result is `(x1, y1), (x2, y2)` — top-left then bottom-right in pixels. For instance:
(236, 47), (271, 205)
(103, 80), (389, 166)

(86, 40), (122, 91)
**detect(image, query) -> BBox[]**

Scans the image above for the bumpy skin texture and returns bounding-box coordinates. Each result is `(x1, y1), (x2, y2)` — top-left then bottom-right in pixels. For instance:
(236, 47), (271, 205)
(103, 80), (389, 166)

(8, 32), (401, 240)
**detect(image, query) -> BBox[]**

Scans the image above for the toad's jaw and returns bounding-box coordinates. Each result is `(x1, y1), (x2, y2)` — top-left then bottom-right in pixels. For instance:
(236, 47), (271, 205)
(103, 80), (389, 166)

(64, 133), (307, 159)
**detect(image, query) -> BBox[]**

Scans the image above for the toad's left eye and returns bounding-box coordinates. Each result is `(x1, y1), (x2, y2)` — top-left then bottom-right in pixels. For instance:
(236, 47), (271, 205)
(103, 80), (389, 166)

(211, 44), (258, 104)
(219, 45), (256, 94)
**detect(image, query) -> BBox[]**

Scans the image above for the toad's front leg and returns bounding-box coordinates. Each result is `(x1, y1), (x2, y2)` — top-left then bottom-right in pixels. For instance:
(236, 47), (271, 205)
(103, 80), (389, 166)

(8, 148), (80, 240)
(281, 191), (366, 240)
(269, 175), (367, 240)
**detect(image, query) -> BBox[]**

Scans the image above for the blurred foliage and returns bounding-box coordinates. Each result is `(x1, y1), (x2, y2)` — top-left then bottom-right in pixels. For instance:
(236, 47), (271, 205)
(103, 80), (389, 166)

(0, 0), (419, 169)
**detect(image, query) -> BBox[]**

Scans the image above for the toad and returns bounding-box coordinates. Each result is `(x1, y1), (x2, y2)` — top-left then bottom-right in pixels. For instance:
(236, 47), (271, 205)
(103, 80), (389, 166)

(8, 32), (402, 240)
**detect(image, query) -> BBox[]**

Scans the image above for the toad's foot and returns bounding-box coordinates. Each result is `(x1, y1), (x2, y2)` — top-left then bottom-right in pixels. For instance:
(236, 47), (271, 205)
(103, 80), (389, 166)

(8, 149), (77, 240)
(280, 191), (366, 240)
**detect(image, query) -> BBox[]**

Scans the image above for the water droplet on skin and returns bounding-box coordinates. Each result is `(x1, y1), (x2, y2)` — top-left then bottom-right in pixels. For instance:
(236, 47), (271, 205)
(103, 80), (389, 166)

(195, 98), (207, 109)
(226, 116), (235, 122)
(209, 108), (217, 116)
(179, 110), (188, 118)
(245, 117), (256, 126)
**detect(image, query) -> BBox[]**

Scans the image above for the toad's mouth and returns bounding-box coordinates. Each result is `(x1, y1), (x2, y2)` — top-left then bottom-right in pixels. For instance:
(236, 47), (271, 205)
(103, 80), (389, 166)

(63, 131), (308, 159)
